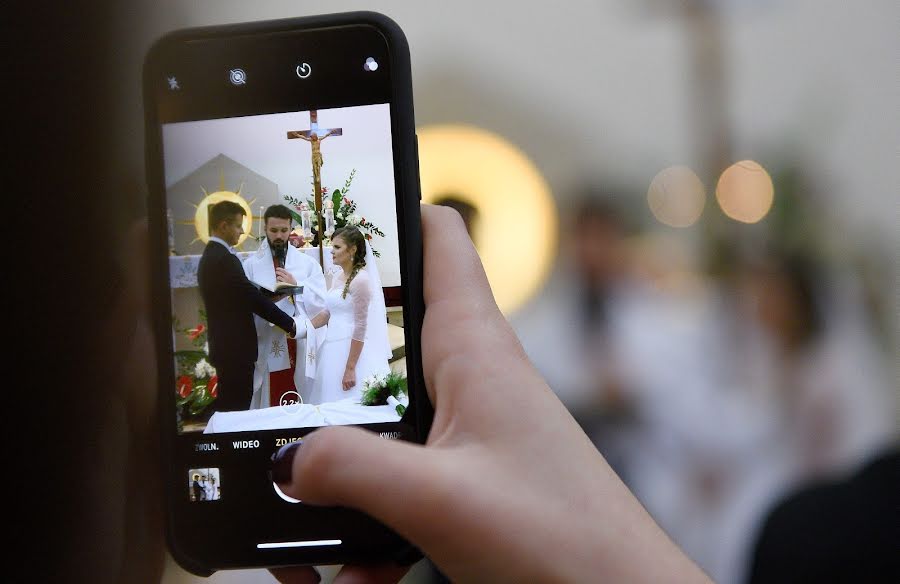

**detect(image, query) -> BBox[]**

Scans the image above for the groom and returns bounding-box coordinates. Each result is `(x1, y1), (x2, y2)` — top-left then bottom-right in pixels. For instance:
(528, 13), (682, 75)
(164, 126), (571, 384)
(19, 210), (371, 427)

(198, 201), (300, 413)
(244, 204), (328, 408)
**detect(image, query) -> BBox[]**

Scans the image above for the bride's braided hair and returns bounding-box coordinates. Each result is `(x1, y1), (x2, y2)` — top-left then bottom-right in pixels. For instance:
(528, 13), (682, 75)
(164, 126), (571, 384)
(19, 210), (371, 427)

(333, 226), (367, 299)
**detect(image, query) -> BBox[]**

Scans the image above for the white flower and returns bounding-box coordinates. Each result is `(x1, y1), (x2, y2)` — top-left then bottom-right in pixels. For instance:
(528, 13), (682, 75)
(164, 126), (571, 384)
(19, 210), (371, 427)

(349, 214), (361, 225)
(363, 375), (375, 389)
(194, 358), (215, 378)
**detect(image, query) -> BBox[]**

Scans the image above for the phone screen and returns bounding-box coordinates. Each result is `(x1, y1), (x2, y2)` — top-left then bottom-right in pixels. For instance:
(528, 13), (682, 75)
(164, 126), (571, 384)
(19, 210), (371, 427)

(145, 18), (424, 569)
(164, 103), (407, 434)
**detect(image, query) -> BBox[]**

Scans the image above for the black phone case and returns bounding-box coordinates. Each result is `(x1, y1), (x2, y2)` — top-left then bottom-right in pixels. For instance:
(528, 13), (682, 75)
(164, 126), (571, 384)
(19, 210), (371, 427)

(143, 12), (430, 575)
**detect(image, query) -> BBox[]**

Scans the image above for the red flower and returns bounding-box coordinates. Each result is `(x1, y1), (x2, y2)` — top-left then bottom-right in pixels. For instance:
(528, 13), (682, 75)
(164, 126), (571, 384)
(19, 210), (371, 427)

(177, 375), (193, 398)
(187, 323), (205, 340)
(208, 376), (218, 398)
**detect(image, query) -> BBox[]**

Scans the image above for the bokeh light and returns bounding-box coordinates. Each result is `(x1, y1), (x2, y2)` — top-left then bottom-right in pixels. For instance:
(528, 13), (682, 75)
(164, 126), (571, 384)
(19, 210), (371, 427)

(417, 124), (557, 315)
(715, 160), (775, 224)
(647, 165), (706, 227)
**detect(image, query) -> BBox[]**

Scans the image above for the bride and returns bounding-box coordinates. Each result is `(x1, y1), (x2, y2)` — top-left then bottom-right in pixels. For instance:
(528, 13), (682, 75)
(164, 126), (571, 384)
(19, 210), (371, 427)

(306, 226), (392, 404)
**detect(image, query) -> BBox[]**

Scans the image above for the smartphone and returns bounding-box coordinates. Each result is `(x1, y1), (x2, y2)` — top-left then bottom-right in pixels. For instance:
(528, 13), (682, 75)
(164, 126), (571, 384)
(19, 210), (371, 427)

(143, 12), (429, 574)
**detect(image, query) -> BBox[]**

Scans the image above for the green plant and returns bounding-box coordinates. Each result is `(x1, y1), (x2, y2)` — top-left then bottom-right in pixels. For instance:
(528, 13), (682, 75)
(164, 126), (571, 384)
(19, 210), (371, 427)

(283, 168), (385, 256)
(173, 311), (217, 428)
(360, 371), (407, 416)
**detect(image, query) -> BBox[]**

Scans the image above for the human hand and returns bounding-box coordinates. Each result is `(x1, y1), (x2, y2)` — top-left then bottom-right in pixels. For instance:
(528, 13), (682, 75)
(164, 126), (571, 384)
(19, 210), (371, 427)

(342, 366), (356, 391)
(276, 267), (297, 285)
(273, 205), (711, 583)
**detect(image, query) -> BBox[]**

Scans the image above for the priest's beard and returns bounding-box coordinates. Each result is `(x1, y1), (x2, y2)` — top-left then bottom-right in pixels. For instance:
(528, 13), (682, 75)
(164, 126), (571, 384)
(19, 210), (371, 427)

(270, 238), (288, 267)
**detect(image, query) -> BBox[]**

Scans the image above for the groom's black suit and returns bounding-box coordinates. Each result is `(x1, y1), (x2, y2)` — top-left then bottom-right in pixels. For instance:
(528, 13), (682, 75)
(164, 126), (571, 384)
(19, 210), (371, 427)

(198, 240), (295, 412)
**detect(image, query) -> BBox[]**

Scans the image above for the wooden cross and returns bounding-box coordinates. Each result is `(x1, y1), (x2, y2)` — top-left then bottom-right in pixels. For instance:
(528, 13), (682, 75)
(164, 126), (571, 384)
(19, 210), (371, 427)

(287, 110), (343, 270)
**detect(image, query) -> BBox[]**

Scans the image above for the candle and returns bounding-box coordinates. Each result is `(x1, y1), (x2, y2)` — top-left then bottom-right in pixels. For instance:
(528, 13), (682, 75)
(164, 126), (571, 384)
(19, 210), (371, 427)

(324, 200), (335, 238)
(258, 206), (264, 241)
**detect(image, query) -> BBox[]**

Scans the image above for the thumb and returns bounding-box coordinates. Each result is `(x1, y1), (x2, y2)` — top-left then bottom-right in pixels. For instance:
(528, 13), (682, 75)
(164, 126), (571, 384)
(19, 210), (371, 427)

(275, 426), (443, 531)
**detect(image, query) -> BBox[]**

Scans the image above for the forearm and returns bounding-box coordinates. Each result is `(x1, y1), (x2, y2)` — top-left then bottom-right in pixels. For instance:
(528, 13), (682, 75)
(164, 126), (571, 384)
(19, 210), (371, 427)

(345, 339), (363, 371)
(308, 309), (329, 329)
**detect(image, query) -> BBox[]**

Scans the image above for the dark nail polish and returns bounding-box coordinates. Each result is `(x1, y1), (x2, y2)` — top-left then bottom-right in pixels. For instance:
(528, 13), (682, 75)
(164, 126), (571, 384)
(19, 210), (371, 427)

(271, 440), (301, 485)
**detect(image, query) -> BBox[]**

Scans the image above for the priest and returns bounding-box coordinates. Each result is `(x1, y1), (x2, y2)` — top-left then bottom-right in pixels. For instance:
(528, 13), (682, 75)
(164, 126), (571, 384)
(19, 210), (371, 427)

(244, 204), (328, 409)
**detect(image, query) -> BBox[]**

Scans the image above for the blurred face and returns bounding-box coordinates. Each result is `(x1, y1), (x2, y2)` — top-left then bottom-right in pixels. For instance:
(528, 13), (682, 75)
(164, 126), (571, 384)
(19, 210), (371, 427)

(217, 213), (244, 246)
(266, 217), (291, 250)
(742, 267), (803, 345)
(331, 235), (356, 269)
(570, 216), (624, 286)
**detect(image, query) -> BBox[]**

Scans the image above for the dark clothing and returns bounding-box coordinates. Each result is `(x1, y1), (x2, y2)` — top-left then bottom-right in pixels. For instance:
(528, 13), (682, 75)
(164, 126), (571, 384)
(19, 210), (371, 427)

(191, 480), (204, 502)
(747, 448), (899, 584)
(198, 241), (294, 410)
(213, 360), (254, 413)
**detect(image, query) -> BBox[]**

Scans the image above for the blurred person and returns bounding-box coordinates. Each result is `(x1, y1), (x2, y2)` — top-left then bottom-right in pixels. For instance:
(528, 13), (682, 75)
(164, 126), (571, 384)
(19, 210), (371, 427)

(737, 253), (896, 480)
(680, 251), (900, 584)
(191, 474), (204, 502)
(513, 197), (639, 456)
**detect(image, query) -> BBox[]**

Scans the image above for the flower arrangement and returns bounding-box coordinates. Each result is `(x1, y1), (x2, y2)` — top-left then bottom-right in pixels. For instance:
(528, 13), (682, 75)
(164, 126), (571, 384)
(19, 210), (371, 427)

(174, 312), (218, 430)
(283, 168), (386, 256)
(360, 371), (408, 416)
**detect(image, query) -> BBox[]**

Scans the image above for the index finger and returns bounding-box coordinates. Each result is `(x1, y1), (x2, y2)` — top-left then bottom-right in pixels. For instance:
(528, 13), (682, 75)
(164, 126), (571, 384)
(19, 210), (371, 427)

(419, 205), (528, 404)
(421, 204), (496, 313)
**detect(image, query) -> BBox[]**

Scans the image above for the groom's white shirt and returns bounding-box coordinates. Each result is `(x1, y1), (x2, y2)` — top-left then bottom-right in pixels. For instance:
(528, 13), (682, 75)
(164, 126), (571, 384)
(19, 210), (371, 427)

(243, 242), (327, 408)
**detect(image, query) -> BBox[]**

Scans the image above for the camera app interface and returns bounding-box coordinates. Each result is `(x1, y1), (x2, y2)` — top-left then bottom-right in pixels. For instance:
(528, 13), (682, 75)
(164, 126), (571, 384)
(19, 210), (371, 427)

(163, 104), (408, 435)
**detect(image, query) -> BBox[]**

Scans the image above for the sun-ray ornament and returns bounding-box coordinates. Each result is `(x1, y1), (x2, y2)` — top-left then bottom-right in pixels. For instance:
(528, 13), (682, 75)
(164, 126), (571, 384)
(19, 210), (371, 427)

(181, 170), (258, 247)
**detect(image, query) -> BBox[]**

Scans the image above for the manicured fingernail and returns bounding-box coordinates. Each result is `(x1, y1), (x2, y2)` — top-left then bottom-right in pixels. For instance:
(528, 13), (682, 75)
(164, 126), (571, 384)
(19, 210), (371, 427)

(271, 440), (302, 486)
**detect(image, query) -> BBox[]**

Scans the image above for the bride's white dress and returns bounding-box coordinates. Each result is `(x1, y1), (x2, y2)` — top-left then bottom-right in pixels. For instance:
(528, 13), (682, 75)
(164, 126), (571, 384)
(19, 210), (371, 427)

(306, 268), (391, 405)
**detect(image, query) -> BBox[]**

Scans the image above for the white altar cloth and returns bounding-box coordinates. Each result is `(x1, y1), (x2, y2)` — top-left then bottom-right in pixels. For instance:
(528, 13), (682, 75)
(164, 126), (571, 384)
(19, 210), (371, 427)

(203, 397), (403, 433)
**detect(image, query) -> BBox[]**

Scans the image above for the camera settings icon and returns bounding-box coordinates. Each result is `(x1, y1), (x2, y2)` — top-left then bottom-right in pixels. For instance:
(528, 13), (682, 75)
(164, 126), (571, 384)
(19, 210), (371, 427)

(229, 68), (247, 85)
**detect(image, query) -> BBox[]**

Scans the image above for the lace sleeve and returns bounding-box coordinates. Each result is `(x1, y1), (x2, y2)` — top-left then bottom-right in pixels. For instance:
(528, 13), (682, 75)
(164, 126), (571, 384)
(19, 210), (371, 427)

(349, 270), (372, 342)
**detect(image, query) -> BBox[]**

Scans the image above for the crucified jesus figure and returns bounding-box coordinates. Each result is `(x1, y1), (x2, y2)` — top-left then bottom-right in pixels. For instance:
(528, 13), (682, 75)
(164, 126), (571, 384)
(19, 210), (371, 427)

(287, 110), (343, 269)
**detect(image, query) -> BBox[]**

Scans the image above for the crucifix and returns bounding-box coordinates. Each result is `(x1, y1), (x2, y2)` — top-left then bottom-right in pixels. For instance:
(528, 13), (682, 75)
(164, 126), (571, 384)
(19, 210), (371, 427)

(287, 110), (343, 270)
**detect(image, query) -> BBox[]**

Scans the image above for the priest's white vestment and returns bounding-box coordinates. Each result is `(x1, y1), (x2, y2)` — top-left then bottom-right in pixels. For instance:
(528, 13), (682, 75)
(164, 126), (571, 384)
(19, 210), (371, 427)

(243, 242), (327, 408)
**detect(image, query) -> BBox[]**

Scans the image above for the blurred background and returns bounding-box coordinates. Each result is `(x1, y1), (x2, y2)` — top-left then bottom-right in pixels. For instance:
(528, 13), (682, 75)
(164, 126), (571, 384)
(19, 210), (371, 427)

(28, 1), (897, 582)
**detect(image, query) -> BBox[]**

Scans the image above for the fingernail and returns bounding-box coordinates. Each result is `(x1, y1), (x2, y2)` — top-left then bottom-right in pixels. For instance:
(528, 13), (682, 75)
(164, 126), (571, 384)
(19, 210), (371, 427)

(271, 440), (302, 486)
